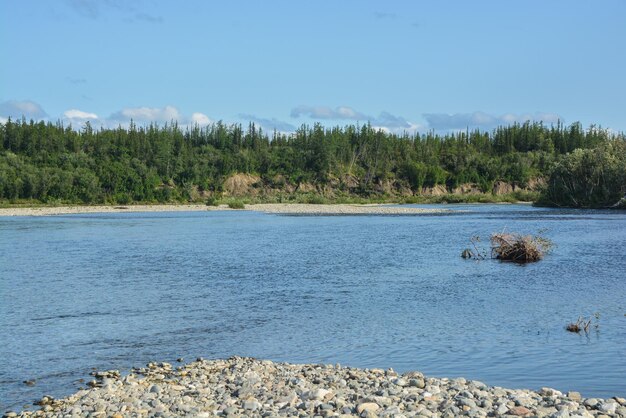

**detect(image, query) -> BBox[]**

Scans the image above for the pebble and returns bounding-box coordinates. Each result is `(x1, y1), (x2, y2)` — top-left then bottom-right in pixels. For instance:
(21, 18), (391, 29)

(356, 402), (380, 414)
(7, 357), (626, 418)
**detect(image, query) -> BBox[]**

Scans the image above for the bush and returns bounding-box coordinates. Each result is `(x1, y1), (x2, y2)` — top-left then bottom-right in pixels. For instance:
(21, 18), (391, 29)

(539, 141), (626, 208)
(227, 199), (245, 209)
(303, 194), (327, 204)
(206, 196), (220, 206)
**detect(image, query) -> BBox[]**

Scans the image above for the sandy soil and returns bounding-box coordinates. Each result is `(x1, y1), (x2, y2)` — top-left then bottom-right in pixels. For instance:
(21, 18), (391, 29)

(248, 203), (449, 215)
(0, 203), (449, 217)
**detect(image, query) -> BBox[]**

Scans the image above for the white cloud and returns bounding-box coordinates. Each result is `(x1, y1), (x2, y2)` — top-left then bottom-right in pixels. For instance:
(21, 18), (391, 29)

(62, 108), (101, 129)
(103, 105), (218, 130)
(423, 111), (563, 131)
(291, 105), (368, 120)
(64, 109), (99, 119)
(336, 106), (364, 119)
(291, 104), (412, 130)
(110, 105), (182, 123)
(191, 112), (212, 126)
(238, 113), (296, 133)
(0, 100), (47, 120)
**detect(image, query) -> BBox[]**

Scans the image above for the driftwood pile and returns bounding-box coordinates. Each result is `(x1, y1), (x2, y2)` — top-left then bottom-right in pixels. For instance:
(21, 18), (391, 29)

(462, 231), (553, 264)
(490, 233), (552, 263)
(566, 317), (592, 333)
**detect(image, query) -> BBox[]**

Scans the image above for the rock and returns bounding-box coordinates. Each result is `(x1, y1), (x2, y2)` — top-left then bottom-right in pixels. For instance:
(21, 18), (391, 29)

(356, 402), (380, 414)
(567, 391), (582, 401)
(508, 406), (532, 416)
(598, 402), (617, 413)
(149, 384), (161, 393)
(583, 398), (599, 408)
(223, 406), (238, 414)
(540, 387), (561, 397)
(244, 398), (261, 411)
(310, 388), (332, 401)
(409, 378), (425, 388)
(457, 398), (477, 409)
(496, 403), (510, 415)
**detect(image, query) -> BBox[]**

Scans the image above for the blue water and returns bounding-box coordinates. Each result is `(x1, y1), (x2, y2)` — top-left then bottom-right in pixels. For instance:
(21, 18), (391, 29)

(1, 204), (625, 410)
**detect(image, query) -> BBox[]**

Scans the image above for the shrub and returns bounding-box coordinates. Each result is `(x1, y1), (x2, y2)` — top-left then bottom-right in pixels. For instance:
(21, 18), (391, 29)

(539, 141), (626, 208)
(304, 194), (327, 204)
(227, 200), (245, 209)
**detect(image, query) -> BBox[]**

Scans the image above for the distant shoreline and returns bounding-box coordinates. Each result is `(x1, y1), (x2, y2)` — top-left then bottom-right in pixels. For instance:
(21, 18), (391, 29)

(0, 203), (451, 217)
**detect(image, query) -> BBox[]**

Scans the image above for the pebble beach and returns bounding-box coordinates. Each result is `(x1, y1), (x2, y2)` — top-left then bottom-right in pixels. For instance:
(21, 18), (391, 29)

(7, 357), (625, 418)
(0, 203), (448, 217)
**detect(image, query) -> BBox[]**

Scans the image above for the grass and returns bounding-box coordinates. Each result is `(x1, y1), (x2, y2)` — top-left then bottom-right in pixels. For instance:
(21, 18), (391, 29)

(226, 199), (245, 209)
(1, 190), (541, 208)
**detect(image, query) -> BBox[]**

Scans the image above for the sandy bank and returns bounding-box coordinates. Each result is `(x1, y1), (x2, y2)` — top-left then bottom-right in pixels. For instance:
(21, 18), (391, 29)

(0, 203), (449, 217)
(8, 357), (625, 417)
(248, 203), (449, 215)
(0, 204), (215, 217)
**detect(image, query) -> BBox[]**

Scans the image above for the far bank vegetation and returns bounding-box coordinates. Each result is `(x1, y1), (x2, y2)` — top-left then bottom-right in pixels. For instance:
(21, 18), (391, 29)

(1, 119), (624, 208)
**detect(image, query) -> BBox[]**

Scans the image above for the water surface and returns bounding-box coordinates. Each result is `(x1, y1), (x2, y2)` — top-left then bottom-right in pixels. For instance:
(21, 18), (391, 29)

(1, 204), (625, 410)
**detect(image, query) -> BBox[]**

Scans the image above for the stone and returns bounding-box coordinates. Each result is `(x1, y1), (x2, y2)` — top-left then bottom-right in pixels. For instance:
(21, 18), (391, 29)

(409, 378), (425, 388)
(598, 402), (617, 413)
(567, 391), (582, 401)
(310, 388), (332, 401)
(457, 398), (477, 408)
(496, 403), (510, 415)
(508, 406), (532, 416)
(540, 387), (561, 397)
(583, 398), (599, 408)
(356, 402), (380, 414)
(244, 398), (261, 411)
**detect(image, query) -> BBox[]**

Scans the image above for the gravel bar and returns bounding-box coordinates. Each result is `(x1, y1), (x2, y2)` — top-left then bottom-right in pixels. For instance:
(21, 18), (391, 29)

(0, 204), (448, 217)
(7, 357), (625, 417)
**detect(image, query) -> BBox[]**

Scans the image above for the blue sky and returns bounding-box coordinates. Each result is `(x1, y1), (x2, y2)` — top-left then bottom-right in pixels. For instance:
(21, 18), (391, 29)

(1, 0), (625, 133)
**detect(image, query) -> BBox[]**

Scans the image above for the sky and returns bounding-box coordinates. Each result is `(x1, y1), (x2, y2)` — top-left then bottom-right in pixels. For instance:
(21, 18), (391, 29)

(1, 0), (625, 134)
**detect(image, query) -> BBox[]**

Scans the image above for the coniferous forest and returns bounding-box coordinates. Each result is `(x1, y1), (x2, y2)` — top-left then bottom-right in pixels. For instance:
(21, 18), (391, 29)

(1, 118), (624, 208)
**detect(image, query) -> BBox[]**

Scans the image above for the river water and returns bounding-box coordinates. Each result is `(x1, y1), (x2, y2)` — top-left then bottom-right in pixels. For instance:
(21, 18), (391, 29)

(1, 204), (625, 410)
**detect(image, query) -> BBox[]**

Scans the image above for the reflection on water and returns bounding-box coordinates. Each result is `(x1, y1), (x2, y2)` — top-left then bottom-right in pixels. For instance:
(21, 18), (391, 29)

(1, 204), (625, 409)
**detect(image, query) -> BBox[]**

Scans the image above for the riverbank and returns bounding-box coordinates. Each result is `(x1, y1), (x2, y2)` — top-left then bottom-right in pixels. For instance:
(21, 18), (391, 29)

(6, 357), (625, 417)
(0, 203), (450, 217)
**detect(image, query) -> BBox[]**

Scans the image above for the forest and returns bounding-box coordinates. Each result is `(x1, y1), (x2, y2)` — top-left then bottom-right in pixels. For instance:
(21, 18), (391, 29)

(0, 118), (624, 208)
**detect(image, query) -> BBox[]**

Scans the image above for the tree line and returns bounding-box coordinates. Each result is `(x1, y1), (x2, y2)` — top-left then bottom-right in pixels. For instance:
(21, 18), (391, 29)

(0, 118), (624, 207)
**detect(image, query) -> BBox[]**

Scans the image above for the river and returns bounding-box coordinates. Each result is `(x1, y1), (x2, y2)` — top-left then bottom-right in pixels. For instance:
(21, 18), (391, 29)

(1, 204), (625, 410)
